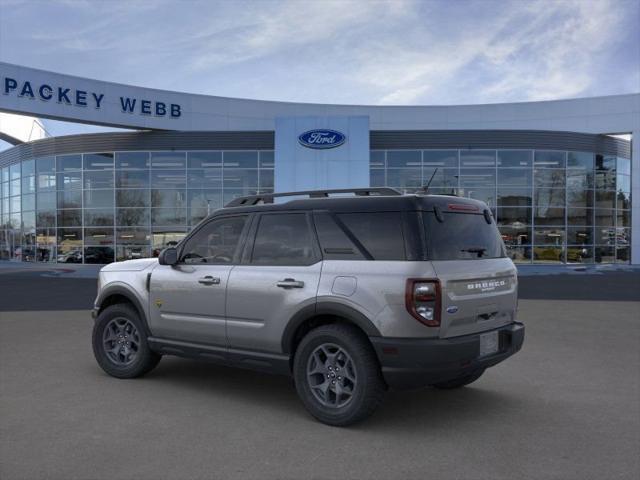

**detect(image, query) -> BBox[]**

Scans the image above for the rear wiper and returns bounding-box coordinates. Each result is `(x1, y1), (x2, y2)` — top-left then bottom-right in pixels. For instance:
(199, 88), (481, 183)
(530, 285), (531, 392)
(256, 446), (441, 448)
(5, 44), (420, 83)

(461, 247), (487, 257)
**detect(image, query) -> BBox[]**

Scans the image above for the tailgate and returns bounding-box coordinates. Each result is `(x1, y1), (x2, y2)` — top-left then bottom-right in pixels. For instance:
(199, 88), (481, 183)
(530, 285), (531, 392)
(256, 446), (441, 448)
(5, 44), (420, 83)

(432, 258), (518, 338)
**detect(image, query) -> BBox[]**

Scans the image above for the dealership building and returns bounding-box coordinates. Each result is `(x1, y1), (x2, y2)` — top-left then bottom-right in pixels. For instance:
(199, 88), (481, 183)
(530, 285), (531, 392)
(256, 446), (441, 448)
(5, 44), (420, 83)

(0, 62), (638, 265)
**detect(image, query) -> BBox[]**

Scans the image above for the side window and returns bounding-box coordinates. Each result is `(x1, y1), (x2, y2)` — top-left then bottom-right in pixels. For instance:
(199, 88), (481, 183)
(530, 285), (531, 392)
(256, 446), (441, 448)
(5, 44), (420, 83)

(251, 213), (317, 266)
(180, 216), (247, 264)
(336, 212), (406, 260)
(313, 212), (365, 260)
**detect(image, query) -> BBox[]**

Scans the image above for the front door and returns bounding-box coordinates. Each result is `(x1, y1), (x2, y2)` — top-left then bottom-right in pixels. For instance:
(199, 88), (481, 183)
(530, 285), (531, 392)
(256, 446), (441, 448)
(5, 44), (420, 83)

(226, 212), (322, 354)
(148, 214), (250, 346)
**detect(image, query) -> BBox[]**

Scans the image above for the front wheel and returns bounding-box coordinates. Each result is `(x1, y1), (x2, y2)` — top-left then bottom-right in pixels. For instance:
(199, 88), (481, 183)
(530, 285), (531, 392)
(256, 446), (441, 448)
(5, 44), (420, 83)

(92, 303), (161, 379)
(293, 324), (385, 426)
(430, 369), (485, 389)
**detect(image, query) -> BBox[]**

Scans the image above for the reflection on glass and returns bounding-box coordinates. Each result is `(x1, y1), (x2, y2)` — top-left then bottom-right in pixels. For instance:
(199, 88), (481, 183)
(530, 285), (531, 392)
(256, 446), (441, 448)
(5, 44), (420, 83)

(460, 151), (495, 167)
(386, 151), (421, 168)
(83, 153), (114, 170)
(498, 151), (532, 168)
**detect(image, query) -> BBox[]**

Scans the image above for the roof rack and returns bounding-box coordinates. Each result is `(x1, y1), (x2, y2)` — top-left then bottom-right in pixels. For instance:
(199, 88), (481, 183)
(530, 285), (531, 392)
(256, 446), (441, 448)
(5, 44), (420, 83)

(224, 187), (402, 207)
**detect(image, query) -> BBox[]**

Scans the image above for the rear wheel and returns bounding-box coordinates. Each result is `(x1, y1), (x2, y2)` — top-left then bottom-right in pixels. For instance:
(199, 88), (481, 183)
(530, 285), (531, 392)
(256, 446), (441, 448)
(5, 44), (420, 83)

(92, 303), (161, 379)
(431, 369), (485, 389)
(293, 324), (385, 426)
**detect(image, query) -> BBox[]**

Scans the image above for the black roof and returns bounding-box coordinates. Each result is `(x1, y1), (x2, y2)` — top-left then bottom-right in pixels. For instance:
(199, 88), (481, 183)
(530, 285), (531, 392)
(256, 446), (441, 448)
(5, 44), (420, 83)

(215, 192), (488, 216)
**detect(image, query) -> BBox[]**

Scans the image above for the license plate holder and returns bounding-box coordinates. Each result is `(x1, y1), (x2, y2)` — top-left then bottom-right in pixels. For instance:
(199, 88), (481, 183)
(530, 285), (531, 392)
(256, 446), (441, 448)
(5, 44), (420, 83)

(479, 331), (499, 357)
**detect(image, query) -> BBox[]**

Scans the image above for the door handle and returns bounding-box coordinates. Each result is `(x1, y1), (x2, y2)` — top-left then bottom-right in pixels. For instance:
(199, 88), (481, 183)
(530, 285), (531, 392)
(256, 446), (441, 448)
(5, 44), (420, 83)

(276, 278), (305, 289)
(198, 276), (221, 285)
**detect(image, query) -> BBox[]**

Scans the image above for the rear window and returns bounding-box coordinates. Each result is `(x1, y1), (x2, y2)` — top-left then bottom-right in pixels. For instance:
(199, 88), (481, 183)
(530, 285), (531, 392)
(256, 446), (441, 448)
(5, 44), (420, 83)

(423, 212), (505, 260)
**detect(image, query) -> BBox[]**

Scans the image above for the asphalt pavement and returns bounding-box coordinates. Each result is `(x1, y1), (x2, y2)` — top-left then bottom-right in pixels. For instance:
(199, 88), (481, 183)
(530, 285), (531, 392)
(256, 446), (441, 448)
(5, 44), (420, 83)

(0, 270), (639, 480)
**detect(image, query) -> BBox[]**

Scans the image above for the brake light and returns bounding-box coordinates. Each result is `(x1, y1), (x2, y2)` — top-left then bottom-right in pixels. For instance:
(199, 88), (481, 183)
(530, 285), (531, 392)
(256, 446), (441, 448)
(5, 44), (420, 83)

(405, 279), (441, 327)
(448, 203), (479, 212)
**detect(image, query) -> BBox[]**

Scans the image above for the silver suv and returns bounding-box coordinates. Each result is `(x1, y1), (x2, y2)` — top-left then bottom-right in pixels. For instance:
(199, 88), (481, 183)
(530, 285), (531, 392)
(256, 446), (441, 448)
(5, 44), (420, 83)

(91, 188), (524, 426)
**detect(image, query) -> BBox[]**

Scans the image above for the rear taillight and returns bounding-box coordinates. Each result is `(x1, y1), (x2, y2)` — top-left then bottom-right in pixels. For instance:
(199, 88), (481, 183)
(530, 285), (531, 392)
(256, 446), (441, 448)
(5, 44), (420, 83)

(405, 279), (441, 327)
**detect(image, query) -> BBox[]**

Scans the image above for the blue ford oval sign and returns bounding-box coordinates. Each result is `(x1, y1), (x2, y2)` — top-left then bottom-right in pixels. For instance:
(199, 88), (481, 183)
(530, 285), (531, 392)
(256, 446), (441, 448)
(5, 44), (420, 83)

(298, 129), (346, 149)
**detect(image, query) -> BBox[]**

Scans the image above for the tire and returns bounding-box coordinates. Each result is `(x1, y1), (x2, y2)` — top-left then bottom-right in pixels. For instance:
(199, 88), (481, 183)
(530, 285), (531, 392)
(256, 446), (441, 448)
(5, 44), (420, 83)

(431, 369), (485, 389)
(293, 323), (385, 427)
(92, 303), (161, 379)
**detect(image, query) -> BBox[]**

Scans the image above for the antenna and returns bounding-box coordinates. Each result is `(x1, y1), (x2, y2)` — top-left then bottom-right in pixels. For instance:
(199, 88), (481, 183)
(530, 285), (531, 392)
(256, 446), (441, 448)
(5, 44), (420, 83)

(418, 168), (439, 194)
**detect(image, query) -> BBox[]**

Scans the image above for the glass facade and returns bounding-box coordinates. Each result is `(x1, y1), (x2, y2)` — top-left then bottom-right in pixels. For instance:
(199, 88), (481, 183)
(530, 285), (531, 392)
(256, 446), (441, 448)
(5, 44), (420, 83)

(0, 151), (274, 263)
(371, 149), (631, 264)
(0, 147), (632, 265)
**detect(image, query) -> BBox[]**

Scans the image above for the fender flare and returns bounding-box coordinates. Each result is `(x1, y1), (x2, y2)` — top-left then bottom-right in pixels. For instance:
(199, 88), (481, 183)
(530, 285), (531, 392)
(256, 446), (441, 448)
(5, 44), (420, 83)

(95, 284), (151, 336)
(281, 301), (381, 354)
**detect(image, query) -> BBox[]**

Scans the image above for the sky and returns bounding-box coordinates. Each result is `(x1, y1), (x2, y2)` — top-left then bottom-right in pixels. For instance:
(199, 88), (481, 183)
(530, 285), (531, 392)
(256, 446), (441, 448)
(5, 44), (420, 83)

(0, 0), (639, 143)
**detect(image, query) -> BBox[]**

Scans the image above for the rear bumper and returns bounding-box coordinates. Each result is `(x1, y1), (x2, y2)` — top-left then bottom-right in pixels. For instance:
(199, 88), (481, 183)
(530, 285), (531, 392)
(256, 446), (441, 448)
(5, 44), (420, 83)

(370, 322), (525, 390)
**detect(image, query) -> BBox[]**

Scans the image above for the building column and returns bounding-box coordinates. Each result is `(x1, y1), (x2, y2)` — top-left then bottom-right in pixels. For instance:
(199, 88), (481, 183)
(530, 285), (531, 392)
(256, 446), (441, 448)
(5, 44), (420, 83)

(631, 129), (639, 265)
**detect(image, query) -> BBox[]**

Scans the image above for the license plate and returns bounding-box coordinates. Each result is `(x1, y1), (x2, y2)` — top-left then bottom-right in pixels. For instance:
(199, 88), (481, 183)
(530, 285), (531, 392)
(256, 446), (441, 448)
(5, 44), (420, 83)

(479, 331), (499, 357)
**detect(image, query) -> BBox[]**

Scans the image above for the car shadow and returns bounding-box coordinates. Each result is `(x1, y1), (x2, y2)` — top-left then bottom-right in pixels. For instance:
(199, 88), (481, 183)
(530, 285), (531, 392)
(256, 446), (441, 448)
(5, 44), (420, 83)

(117, 356), (524, 431)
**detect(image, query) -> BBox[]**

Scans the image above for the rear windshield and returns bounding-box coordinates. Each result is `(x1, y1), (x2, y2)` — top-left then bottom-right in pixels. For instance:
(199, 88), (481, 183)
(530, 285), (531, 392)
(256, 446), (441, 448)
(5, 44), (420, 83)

(423, 212), (505, 260)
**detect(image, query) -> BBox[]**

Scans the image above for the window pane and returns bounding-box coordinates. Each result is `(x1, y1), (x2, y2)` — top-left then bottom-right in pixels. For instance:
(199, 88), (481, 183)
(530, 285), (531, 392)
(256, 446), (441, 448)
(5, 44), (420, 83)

(116, 245), (151, 262)
(57, 171), (82, 190)
(423, 150), (458, 168)
(499, 225), (531, 246)
(595, 210), (615, 227)
(422, 168), (458, 189)
(57, 190), (82, 209)
(84, 190), (114, 209)
(566, 169), (593, 189)
(566, 188), (593, 208)
(533, 246), (564, 263)
(83, 153), (114, 170)
(151, 189), (186, 208)
(251, 214), (315, 265)
(117, 189), (150, 208)
(497, 207), (531, 226)
(370, 151), (385, 168)
(117, 208), (150, 226)
(596, 155), (616, 172)
(370, 169), (385, 187)
(36, 157), (55, 173)
(459, 168), (495, 187)
(595, 191), (616, 209)
(21, 176), (35, 194)
(187, 151), (222, 169)
(567, 151), (593, 169)
(223, 151), (258, 168)
(534, 187), (565, 208)
(534, 169), (565, 187)
(498, 169), (531, 186)
(616, 157), (630, 176)
(22, 194), (35, 211)
(116, 228), (150, 245)
(595, 246), (615, 263)
(21, 159), (35, 176)
(36, 210), (55, 228)
(534, 151), (565, 168)
(498, 151), (532, 168)
(505, 246), (531, 263)
(534, 227), (565, 245)
(460, 150), (495, 167)
(259, 151), (274, 168)
(338, 212), (406, 260)
(188, 169), (222, 188)
(181, 216), (247, 264)
(616, 210), (631, 228)
(57, 209), (82, 227)
(151, 208), (186, 226)
(84, 209), (114, 226)
(37, 192), (57, 211)
(595, 227), (615, 244)
(84, 170), (114, 189)
(567, 208), (593, 226)
(615, 246), (629, 264)
(498, 188), (532, 207)
(567, 227), (593, 244)
(150, 152), (186, 169)
(85, 228), (114, 245)
(223, 169), (258, 188)
(151, 170), (186, 188)
(116, 152), (149, 169)
(387, 151), (421, 168)
(259, 170), (274, 189)
(313, 212), (365, 260)
(567, 246), (593, 264)
(459, 188), (496, 208)
(84, 246), (115, 264)
(386, 169), (421, 189)
(116, 170), (149, 188)
(616, 174), (630, 194)
(57, 154), (82, 171)
(534, 206), (565, 225)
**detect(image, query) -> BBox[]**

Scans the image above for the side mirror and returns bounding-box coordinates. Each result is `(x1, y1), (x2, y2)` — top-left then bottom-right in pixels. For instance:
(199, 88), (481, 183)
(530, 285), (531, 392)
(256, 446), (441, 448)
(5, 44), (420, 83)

(158, 247), (178, 266)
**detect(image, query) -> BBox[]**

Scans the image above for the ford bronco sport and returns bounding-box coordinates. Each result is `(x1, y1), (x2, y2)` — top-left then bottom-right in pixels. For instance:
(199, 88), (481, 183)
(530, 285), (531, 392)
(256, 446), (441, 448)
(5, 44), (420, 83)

(92, 188), (524, 426)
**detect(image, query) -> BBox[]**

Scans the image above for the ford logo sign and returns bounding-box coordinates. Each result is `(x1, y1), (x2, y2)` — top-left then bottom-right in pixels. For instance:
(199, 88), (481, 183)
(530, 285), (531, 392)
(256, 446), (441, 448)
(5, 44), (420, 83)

(446, 306), (459, 314)
(298, 129), (346, 149)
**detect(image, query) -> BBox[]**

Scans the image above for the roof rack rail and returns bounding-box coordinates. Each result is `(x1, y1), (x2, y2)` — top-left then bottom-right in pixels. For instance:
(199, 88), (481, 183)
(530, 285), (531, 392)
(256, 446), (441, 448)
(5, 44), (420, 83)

(225, 187), (402, 207)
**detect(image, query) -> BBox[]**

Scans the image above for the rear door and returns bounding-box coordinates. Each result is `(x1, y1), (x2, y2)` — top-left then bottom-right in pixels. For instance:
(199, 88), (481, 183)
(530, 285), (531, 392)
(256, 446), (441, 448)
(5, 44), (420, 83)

(423, 208), (518, 338)
(226, 212), (322, 354)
